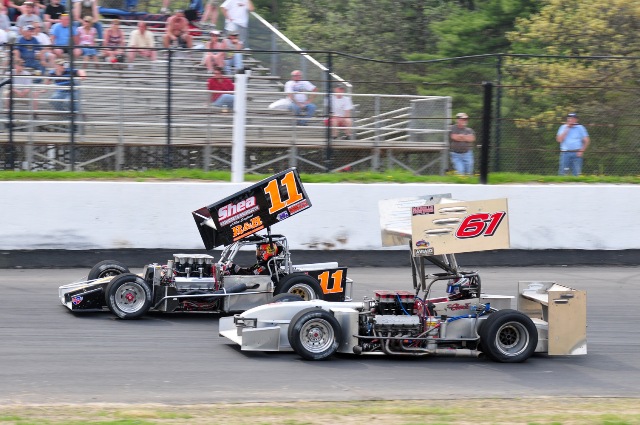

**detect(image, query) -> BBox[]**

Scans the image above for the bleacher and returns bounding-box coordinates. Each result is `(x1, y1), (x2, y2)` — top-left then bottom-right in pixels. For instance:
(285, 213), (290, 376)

(1, 14), (452, 173)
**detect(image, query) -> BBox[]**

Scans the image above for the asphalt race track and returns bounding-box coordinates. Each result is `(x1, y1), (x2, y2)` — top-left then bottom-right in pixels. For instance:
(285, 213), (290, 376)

(1, 266), (639, 404)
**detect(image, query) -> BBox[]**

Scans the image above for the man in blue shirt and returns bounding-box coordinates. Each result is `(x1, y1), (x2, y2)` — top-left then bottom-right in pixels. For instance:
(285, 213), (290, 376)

(15, 25), (46, 74)
(556, 112), (590, 176)
(50, 14), (80, 59)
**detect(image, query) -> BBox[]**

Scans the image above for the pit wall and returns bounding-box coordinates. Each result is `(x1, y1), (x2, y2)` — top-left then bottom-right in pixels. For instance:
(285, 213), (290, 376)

(1, 182), (637, 251)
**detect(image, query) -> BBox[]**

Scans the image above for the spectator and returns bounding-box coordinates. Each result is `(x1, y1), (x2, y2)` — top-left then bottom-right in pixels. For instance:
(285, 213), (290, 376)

(101, 18), (125, 65)
(207, 66), (234, 109)
(127, 21), (157, 64)
(449, 112), (476, 175)
(15, 1), (42, 32)
(72, 0), (102, 40)
(329, 86), (353, 140)
(77, 15), (98, 67)
(32, 21), (56, 68)
(200, 0), (219, 29)
(220, 0), (253, 46)
(0, 5), (11, 31)
(284, 69), (317, 126)
(14, 24), (46, 74)
(50, 14), (81, 59)
(202, 29), (224, 73)
(556, 112), (590, 176)
(163, 9), (192, 48)
(46, 58), (86, 112)
(7, 0), (27, 22)
(5, 58), (41, 109)
(44, 0), (65, 32)
(222, 30), (242, 73)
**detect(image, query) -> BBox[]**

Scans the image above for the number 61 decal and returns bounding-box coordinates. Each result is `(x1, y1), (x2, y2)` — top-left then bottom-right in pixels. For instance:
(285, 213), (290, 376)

(456, 211), (506, 239)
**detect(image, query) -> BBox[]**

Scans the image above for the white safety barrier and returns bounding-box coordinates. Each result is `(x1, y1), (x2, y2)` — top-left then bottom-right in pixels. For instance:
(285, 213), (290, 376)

(1, 182), (637, 250)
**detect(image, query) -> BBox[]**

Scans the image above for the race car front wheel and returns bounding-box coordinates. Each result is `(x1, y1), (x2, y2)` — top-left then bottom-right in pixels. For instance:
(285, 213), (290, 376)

(276, 273), (323, 301)
(88, 260), (130, 280)
(105, 274), (152, 319)
(479, 309), (538, 363)
(288, 308), (341, 360)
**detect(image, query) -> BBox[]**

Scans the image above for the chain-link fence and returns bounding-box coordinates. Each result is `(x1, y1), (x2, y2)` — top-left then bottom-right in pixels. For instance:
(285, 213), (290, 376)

(1, 19), (638, 176)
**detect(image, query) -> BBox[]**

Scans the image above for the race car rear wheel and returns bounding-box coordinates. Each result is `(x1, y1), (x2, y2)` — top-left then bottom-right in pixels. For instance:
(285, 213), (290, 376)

(88, 260), (130, 280)
(105, 274), (152, 319)
(288, 308), (341, 361)
(479, 309), (538, 363)
(276, 273), (323, 301)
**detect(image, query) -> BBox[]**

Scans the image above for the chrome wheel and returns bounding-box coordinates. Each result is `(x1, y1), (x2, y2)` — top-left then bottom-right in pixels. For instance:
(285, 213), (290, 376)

(113, 281), (147, 314)
(299, 318), (335, 354)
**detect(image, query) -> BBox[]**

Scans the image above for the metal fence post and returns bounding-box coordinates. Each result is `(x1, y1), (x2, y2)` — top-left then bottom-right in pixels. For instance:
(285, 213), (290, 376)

(69, 18), (76, 171)
(7, 42), (15, 170)
(325, 52), (333, 169)
(480, 81), (493, 184)
(165, 48), (173, 169)
(494, 54), (502, 172)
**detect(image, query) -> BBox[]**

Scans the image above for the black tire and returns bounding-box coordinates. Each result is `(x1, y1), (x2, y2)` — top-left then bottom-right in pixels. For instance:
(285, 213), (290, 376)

(271, 293), (304, 303)
(276, 273), (323, 301)
(288, 308), (341, 361)
(104, 273), (152, 319)
(88, 260), (130, 280)
(479, 309), (538, 363)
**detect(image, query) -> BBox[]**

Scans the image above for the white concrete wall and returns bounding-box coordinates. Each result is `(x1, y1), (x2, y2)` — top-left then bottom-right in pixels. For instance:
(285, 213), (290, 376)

(1, 182), (638, 250)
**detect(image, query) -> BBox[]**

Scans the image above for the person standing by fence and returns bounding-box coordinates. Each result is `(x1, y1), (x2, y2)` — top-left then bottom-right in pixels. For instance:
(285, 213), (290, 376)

(556, 112), (590, 176)
(449, 112), (476, 175)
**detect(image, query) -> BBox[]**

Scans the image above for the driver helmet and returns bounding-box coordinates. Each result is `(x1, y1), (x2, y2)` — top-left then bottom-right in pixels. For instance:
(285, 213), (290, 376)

(256, 242), (282, 262)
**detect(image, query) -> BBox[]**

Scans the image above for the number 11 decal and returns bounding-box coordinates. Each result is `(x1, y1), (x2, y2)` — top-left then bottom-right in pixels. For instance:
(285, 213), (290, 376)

(317, 270), (345, 294)
(264, 170), (304, 214)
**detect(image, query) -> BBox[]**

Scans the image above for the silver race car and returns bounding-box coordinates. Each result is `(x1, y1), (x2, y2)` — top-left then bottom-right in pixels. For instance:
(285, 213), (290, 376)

(220, 196), (587, 362)
(59, 169), (352, 319)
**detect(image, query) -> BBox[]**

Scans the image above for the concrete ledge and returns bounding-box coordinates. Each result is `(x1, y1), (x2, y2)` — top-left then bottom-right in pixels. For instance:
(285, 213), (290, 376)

(1, 249), (639, 269)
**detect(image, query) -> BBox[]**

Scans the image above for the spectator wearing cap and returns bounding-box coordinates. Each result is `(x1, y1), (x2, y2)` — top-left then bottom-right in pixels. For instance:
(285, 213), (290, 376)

(556, 112), (590, 176)
(13, 24), (47, 74)
(44, 0), (66, 32)
(203, 29), (224, 73)
(449, 112), (476, 175)
(15, 1), (43, 34)
(46, 58), (86, 112)
(207, 66), (234, 109)
(284, 69), (317, 126)
(50, 14), (81, 59)
(72, 0), (102, 40)
(127, 21), (157, 64)
(220, 0), (253, 46)
(222, 30), (242, 73)
(328, 86), (353, 140)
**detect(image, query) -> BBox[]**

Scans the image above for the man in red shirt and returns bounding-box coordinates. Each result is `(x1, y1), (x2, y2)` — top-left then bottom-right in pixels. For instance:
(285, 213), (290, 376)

(207, 66), (234, 109)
